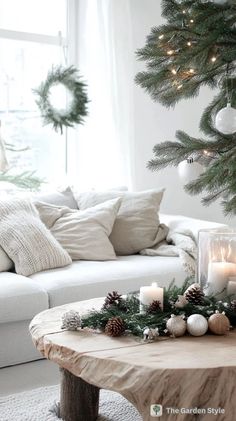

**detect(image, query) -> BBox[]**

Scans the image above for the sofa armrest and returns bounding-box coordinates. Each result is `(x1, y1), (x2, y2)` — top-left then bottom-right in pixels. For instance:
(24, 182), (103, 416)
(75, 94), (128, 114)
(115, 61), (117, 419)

(160, 213), (228, 241)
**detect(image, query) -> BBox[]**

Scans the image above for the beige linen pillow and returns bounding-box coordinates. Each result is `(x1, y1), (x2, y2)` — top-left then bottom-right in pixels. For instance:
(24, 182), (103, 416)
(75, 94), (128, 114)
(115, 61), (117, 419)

(33, 186), (78, 209)
(74, 189), (165, 255)
(35, 198), (121, 261)
(0, 199), (72, 276)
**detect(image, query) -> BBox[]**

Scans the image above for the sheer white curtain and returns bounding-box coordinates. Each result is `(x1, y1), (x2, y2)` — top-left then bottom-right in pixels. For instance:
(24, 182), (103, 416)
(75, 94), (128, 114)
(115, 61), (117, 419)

(73, 0), (135, 190)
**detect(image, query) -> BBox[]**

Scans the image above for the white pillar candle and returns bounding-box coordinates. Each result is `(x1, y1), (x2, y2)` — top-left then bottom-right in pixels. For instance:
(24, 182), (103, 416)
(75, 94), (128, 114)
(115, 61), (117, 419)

(207, 262), (236, 296)
(227, 280), (236, 298)
(140, 282), (163, 313)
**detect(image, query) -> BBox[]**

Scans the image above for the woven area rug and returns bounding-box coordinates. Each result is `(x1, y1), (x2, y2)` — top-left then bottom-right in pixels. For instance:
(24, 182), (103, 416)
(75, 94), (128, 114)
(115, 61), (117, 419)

(0, 384), (142, 421)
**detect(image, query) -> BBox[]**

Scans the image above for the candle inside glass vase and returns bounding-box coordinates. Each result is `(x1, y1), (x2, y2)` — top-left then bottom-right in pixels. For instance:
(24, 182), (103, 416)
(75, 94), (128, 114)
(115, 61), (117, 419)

(140, 282), (163, 314)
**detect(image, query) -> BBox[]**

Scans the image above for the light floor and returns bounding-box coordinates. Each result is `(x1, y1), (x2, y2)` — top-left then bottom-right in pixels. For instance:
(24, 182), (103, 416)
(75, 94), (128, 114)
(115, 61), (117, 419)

(0, 359), (60, 397)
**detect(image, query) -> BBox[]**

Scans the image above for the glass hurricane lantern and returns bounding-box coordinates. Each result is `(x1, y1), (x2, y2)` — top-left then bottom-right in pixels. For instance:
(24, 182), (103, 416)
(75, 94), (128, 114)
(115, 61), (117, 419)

(198, 229), (236, 299)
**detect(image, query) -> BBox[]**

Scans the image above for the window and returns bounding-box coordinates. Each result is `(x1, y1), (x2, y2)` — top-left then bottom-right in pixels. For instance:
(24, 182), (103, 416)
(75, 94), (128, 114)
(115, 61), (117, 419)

(0, 0), (68, 185)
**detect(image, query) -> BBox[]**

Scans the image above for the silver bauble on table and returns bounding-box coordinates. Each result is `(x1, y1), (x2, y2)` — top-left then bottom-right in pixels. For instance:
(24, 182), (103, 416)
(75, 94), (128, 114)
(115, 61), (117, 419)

(187, 314), (208, 336)
(178, 157), (204, 184)
(215, 103), (236, 135)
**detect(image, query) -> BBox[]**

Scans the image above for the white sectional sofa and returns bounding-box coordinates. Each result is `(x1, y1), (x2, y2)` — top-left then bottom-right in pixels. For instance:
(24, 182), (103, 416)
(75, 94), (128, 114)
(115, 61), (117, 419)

(0, 212), (225, 368)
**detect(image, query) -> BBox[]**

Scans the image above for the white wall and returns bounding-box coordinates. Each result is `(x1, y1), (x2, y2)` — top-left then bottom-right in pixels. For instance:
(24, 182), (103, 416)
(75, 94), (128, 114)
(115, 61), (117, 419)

(129, 0), (235, 226)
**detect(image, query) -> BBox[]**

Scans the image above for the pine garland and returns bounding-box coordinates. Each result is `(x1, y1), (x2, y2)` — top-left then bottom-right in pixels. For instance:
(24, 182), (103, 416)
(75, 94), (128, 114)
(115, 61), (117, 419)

(34, 65), (89, 134)
(81, 279), (236, 338)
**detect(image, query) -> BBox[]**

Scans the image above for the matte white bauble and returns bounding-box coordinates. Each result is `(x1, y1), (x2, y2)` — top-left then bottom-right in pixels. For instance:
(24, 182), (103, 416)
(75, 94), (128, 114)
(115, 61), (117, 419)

(178, 158), (204, 184)
(187, 314), (208, 336)
(215, 103), (236, 135)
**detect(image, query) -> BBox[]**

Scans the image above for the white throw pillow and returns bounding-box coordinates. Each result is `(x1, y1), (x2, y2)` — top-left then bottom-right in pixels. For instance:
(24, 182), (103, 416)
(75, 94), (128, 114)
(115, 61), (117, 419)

(35, 198), (121, 261)
(0, 199), (72, 276)
(0, 247), (12, 272)
(74, 189), (165, 255)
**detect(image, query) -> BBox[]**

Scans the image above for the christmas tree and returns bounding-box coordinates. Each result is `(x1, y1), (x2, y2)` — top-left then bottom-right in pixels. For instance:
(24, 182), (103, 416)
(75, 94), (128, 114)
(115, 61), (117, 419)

(135, 0), (236, 215)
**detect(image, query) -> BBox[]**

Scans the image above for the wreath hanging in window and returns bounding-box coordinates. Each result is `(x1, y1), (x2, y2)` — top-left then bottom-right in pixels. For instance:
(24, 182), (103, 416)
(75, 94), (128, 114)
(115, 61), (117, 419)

(34, 65), (89, 134)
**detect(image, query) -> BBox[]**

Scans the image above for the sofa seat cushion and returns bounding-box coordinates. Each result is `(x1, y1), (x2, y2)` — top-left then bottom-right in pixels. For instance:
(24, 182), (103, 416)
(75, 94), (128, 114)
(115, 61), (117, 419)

(0, 272), (48, 324)
(29, 255), (186, 307)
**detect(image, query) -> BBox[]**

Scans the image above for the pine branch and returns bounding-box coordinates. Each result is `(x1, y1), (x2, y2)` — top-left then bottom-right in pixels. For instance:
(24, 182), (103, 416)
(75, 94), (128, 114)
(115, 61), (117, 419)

(0, 171), (44, 191)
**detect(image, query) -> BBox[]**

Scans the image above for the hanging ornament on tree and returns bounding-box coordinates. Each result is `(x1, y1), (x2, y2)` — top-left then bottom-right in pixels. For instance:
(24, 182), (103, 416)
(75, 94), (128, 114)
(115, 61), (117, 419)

(166, 314), (187, 337)
(187, 314), (208, 336)
(178, 157), (204, 184)
(215, 103), (236, 135)
(208, 311), (230, 335)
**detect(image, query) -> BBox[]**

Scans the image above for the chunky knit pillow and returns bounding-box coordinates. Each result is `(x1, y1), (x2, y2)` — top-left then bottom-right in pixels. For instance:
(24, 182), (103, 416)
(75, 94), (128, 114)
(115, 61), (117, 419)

(0, 199), (72, 276)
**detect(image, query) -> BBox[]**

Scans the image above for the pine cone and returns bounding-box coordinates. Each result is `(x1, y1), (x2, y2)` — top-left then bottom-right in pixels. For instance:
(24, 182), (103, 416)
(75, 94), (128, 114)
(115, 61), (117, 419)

(61, 310), (81, 331)
(147, 300), (162, 314)
(105, 317), (126, 337)
(103, 291), (123, 309)
(184, 284), (204, 305)
(230, 300), (236, 312)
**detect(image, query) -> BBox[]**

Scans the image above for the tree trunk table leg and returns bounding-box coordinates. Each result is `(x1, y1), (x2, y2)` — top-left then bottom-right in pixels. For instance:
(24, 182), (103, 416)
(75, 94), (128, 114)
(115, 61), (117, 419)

(60, 368), (100, 421)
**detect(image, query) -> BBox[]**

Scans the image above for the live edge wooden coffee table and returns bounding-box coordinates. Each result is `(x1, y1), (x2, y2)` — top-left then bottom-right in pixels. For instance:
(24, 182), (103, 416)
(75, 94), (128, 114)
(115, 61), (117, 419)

(30, 298), (236, 421)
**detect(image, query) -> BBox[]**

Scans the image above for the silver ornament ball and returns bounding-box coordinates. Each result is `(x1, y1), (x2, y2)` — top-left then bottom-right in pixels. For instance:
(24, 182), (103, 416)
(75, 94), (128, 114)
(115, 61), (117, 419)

(178, 158), (204, 184)
(187, 314), (208, 336)
(215, 103), (236, 135)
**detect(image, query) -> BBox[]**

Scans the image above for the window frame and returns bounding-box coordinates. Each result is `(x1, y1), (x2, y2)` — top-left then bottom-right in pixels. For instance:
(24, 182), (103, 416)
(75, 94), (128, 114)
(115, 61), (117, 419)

(0, 0), (73, 179)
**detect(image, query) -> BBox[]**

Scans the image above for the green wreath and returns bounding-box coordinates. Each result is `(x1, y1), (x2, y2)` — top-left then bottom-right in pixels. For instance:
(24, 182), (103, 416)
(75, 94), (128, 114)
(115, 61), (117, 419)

(34, 65), (89, 134)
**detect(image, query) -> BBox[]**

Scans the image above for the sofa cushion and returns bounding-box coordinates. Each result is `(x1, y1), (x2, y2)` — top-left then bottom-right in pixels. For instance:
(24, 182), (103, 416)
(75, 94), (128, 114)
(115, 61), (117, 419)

(36, 198), (122, 261)
(33, 186), (78, 209)
(0, 198), (72, 276)
(30, 255), (186, 307)
(75, 189), (165, 255)
(0, 272), (48, 324)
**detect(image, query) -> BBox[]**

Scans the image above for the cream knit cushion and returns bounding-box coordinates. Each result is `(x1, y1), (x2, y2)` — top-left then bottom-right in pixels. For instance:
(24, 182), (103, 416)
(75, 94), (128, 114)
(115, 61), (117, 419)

(75, 189), (165, 255)
(35, 198), (121, 261)
(0, 199), (72, 276)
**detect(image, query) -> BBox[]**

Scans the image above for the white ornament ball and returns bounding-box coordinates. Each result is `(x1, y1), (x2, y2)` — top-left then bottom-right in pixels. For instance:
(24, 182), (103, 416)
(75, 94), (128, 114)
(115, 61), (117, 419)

(178, 158), (204, 184)
(166, 314), (187, 337)
(215, 103), (236, 135)
(187, 314), (208, 336)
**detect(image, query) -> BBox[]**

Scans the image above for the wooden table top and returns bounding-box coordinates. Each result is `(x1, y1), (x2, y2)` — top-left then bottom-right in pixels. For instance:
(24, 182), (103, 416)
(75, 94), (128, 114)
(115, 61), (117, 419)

(30, 298), (236, 421)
